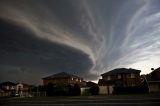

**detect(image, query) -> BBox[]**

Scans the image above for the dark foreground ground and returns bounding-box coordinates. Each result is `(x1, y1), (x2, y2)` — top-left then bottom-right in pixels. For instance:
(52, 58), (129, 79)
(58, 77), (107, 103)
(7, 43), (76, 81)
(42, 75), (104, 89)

(0, 94), (160, 106)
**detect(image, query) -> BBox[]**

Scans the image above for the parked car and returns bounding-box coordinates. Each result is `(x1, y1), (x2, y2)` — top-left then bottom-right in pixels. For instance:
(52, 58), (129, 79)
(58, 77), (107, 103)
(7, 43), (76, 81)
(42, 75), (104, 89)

(11, 92), (19, 97)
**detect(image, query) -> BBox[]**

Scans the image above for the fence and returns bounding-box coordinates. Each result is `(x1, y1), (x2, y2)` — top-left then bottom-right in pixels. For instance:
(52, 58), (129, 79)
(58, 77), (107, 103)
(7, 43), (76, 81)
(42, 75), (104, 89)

(113, 85), (149, 94)
(0, 92), (11, 97)
(0, 92), (46, 97)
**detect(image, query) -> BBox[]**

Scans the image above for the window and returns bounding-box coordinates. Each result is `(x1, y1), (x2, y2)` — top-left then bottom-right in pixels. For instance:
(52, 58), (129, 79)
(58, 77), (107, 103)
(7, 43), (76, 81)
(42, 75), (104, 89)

(118, 74), (121, 79)
(6, 86), (9, 90)
(132, 84), (135, 86)
(131, 73), (135, 78)
(107, 76), (111, 80)
(76, 78), (79, 81)
(71, 78), (73, 80)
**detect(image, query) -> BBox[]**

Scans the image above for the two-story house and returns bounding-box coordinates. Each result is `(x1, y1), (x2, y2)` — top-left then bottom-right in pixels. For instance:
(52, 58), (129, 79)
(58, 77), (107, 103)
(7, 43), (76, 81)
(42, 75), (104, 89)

(98, 68), (141, 95)
(42, 72), (83, 86)
(0, 81), (16, 93)
(146, 67), (160, 93)
(16, 83), (33, 93)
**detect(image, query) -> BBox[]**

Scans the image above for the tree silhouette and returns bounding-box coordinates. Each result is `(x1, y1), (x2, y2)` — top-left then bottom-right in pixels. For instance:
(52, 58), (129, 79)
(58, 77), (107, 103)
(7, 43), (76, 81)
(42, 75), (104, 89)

(46, 83), (54, 96)
(89, 85), (99, 95)
(73, 84), (80, 96)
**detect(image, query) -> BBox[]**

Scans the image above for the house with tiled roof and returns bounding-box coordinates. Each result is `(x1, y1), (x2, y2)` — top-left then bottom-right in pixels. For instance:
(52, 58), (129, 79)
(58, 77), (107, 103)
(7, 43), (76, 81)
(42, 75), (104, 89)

(98, 68), (141, 95)
(16, 83), (33, 93)
(42, 72), (83, 86)
(146, 67), (160, 93)
(0, 81), (16, 92)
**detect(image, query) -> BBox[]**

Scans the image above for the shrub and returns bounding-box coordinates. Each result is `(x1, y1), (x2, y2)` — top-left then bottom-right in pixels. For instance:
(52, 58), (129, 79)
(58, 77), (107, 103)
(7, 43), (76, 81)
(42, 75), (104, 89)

(82, 89), (91, 96)
(73, 84), (80, 96)
(46, 83), (54, 96)
(89, 85), (99, 95)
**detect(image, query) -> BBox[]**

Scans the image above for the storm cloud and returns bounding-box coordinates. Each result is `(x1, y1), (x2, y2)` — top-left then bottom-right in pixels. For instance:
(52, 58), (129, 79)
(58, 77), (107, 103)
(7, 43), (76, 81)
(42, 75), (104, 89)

(0, 0), (160, 84)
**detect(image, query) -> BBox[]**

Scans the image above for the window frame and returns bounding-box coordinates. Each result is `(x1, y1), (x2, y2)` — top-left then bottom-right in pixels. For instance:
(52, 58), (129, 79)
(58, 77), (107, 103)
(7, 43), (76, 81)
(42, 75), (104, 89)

(131, 73), (135, 78)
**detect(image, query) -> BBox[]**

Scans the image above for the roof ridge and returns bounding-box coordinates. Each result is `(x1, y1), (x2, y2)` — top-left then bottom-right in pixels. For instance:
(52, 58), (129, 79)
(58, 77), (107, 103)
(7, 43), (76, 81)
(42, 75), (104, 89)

(42, 72), (81, 79)
(101, 68), (141, 76)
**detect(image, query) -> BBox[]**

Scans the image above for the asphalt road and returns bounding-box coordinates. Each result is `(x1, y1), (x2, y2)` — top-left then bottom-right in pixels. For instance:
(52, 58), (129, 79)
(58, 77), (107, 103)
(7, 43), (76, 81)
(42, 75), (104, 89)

(1, 94), (160, 106)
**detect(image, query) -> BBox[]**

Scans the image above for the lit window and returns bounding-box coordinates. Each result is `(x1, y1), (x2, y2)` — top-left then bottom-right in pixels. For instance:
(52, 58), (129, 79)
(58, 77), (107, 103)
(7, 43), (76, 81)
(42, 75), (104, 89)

(131, 73), (135, 78)
(132, 84), (135, 86)
(71, 78), (73, 80)
(80, 79), (81, 82)
(76, 78), (78, 81)
(118, 74), (121, 79)
(107, 76), (111, 80)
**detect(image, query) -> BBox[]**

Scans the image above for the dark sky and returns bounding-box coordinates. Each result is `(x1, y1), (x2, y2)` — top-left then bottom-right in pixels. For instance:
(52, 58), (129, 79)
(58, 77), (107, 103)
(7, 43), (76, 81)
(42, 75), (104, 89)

(0, 0), (160, 85)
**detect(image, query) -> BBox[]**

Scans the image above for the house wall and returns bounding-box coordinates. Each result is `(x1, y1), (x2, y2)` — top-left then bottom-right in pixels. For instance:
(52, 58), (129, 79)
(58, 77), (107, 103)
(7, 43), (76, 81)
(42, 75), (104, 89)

(43, 78), (70, 85)
(16, 83), (30, 93)
(102, 73), (141, 87)
(99, 86), (108, 95)
(122, 73), (141, 86)
(99, 86), (113, 95)
(80, 87), (90, 95)
(149, 83), (160, 93)
(155, 71), (160, 80)
(2, 85), (16, 91)
(16, 83), (23, 93)
(43, 77), (83, 86)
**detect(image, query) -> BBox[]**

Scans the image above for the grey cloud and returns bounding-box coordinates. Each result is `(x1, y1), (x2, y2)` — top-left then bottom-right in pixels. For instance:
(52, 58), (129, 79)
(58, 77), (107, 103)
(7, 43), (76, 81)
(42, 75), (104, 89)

(0, 0), (160, 84)
(0, 18), (93, 84)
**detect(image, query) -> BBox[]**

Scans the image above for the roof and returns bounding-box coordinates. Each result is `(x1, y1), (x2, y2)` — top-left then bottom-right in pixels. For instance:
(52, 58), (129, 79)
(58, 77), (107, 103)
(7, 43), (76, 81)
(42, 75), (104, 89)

(98, 79), (115, 85)
(154, 67), (160, 72)
(146, 67), (160, 82)
(101, 68), (141, 76)
(42, 72), (82, 79)
(17, 83), (33, 87)
(86, 81), (97, 87)
(0, 89), (4, 92)
(146, 74), (160, 82)
(0, 81), (16, 86)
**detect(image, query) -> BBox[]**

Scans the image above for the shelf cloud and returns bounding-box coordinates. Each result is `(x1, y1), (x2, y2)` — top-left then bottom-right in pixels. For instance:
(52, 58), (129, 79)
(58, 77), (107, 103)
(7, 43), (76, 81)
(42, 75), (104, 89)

(0, 0), (160, 84)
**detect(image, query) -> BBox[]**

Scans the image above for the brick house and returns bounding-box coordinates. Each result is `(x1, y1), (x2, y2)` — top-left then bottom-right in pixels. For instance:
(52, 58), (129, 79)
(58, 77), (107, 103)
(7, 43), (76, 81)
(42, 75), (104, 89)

(42, 72), (83, 86)
(15, 83), (34, 97)
(146, 67), (160, 93)
(0, 81), (16, 93)
(0, 81), (17, 97)
(16, 83), (32, 93)
(98, 68), (141, 95)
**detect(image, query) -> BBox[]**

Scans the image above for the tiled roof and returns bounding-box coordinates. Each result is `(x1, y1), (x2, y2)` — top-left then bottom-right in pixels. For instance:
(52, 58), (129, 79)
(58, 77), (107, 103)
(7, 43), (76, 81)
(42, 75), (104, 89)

(154, 67), (160, 71)
(17, 83), (33, 87)
(146, 67), (160, 82)
(146, 74), (156, 82)
(0, 81), (16, 86)
(101, 68), (141, 76)
(98, 79), (115, 85)
(86, 81), (97, 87)
(42, 72), (82, 79)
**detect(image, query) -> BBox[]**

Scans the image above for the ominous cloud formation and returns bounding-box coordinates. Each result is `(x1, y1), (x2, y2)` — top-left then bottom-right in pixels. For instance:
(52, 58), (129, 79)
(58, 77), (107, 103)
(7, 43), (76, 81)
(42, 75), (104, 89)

(0, 0), (160, 84)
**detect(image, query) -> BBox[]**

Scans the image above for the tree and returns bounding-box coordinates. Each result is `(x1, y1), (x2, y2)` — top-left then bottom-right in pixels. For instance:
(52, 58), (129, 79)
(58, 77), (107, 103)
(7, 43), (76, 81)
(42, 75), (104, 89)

(46, 83), (54, 96)
(54, 84), (69, 96)
(89, 85), (99, 95)
(73, 84), (80, 96)
(67, 84), (74, 96)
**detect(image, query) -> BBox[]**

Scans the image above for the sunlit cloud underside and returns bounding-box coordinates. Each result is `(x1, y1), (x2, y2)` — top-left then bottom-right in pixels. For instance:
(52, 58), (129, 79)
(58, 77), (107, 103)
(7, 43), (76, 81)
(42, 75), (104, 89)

(0, 0), (160, 84)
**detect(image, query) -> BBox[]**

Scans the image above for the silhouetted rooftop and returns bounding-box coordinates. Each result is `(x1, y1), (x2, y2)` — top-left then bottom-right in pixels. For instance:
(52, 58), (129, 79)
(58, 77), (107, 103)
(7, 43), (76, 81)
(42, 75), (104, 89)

(42, 72), (82, 79)
(0, 81), (16, 86)
(101, 68), (141, 76)
(98, 79), (115, 85)
(146, 67), (160, 82)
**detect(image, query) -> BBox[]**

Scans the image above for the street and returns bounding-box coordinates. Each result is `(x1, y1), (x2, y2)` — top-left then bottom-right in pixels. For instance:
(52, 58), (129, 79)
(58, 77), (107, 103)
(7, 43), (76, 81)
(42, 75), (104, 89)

(0, 94), (160, 106)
